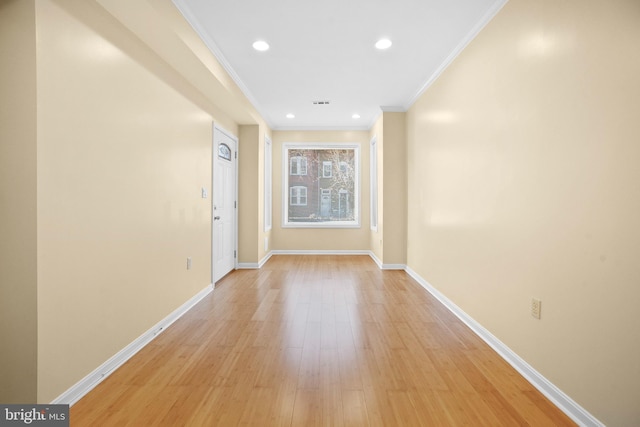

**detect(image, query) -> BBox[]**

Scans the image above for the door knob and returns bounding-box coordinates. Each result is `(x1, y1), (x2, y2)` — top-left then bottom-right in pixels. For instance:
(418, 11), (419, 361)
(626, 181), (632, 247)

(214, 216), (221, 220)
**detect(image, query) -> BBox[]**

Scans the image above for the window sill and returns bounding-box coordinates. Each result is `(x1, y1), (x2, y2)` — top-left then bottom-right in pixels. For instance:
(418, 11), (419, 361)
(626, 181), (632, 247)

(282, 222), (361, 229)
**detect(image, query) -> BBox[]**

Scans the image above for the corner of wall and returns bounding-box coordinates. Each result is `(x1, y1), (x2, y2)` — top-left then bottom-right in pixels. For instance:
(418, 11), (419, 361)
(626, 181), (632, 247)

(238, 124), (260, 264)
(0, 0), (38, 403)
(381, 112), (407, 265)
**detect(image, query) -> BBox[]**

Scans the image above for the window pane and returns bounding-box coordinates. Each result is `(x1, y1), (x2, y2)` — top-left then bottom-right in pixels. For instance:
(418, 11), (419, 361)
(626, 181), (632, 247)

(290, 186), (307, 206)
(218, 143), (231, 161)
(299, 186), (307, 205)
(284, 144), (359, 227)
(323, 161), (332, 178)
(290, 156), (307, 176)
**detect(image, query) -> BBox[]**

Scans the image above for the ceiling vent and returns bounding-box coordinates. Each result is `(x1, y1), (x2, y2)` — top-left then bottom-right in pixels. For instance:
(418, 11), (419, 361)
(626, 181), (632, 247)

(312, 100), (331, 105)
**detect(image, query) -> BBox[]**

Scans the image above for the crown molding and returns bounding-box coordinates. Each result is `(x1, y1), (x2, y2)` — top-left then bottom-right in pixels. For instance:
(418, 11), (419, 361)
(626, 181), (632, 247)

(171, 0), (273, 128)
(404, 0), (509, 110)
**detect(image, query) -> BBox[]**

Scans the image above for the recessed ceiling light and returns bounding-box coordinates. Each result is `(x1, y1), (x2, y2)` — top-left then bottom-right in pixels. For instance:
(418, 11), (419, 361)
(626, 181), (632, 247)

(286, 113), (295, 119)
(352, 114), (361, 119)
(375, 38), (392, 50)
(252, 40), (269, 51)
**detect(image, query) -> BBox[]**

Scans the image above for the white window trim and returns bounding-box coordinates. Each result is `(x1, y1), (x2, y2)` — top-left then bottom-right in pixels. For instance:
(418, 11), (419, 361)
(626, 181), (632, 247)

(282, 142), (360, 229)
(370, 136), (378, 231)
(264, 135), (272, 232)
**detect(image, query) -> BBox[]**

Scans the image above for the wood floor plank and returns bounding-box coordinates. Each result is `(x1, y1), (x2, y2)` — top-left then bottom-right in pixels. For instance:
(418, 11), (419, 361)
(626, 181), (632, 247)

(70, 255), (575, 426)
(387, 389), (424, 426)
(157, 386), (212, 427)
(291, 389), (322, 426)
(342, 389), (369, 426)
(237, 387), (278, 426)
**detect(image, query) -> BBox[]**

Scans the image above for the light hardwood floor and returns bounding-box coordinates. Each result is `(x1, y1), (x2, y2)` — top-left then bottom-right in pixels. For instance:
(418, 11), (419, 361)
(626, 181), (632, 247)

(71, 255), (576, 426)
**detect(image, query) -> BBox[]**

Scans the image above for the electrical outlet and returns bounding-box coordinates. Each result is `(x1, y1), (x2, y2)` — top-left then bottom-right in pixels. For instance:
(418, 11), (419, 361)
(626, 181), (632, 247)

(186, 257), (192, 270)
(531, 298), (541, 319)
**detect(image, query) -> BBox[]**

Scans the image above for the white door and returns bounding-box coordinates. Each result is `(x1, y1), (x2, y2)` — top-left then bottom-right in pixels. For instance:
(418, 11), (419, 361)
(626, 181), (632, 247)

(212, 126), (237, 283)
(321, 189), (331, 218)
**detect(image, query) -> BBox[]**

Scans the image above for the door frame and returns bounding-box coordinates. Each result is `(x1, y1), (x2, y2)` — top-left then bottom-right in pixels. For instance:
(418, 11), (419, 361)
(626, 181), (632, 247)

(211, 123), (238, 286)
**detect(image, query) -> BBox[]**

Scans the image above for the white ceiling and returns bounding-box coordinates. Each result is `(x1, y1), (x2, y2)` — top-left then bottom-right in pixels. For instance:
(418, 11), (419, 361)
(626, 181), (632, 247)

(173, 0), (506, 130)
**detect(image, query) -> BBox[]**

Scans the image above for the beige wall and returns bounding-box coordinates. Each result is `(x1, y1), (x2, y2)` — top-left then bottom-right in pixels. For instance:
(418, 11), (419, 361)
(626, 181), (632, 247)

(406, 0), (640, 425)
(0, 0), (38, 403)
(35, 0), (216, 402)
(7, 0), (635, 422)
(381, 112), (407, 266)
(2, 0), (271, 403)
(96, 0), (250, 132)
(238, 125), (259, 263)
(237, 124), (272, 265)
(368, 112), (407, 267)
(271, 130), (370, 251)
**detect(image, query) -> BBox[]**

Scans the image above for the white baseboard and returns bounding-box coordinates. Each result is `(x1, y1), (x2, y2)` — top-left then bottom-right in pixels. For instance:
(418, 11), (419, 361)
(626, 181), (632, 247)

(236, 252), (273, 269)
(51, 284), (214, 406)
(236, 263), (259, 269)
(380, 263), (406, 270)
(404, 266), (603, 427)
(250, 250), (402, 270)
(368, 251), (406, 270)
(241, 251), (395, 270)
(369, 251), (383, 268)
(50, 256), (599, 424)
(271, 249), (370, 255)
(258, 251), (273, 268)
